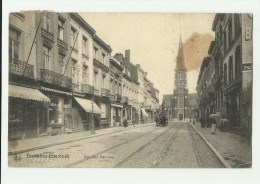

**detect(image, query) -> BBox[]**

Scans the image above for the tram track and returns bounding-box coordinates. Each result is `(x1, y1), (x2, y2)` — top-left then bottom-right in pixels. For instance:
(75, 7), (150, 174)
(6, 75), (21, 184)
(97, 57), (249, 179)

(65, 125), (168, 168)
(114, 124), (177, 168)
(189, 124), (226, 168)
(151, 128), (179, 168)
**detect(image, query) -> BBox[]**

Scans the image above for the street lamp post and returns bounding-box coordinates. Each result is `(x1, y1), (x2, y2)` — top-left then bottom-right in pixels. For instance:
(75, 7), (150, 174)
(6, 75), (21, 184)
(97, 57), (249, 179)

(91, 97), (95, 134)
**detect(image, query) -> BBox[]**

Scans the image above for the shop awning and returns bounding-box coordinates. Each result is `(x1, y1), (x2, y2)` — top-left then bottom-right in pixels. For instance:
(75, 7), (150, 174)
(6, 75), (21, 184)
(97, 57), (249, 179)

(9, 85), (50, 102)
(40, 86), (72, 96)
(74, 97), (101, 114)
(141, 108), (149, 117)
(111, 104), (123, 108)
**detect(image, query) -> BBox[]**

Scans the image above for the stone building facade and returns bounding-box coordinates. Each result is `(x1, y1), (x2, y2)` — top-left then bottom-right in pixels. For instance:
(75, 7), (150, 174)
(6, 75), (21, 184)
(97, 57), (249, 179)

(8, 12), (160, 140)
(197, 13), (253, 137)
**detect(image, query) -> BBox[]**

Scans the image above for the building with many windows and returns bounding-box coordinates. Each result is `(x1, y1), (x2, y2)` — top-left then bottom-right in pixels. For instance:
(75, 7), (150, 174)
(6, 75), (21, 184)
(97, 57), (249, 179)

(109, 56), (123, 127)
(8, 12), (160, 140)
(197, 13), (253, 137)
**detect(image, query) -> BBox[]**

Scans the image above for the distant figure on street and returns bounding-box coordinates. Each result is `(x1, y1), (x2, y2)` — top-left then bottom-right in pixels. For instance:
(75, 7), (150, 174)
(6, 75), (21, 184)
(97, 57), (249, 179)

(123, 118), (128, 127)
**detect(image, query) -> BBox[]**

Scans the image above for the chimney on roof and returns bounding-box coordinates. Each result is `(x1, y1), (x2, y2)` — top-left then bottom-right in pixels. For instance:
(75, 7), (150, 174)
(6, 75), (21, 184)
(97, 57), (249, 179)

(114, 53), (124, 62)
(125, 49), (130, 62)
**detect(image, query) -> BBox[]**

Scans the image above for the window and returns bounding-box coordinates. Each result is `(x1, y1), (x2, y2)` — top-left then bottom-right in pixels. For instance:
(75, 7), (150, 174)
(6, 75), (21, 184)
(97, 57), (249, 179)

(101, 103), (107, 118)
(234, 14), (241, 37)
(82, 65), (88, 84)
(94, 72), (98, 89)
(229, 56), (233, 82)
(224, 63), (227, 85)
(9, 27), (21, 61)
(178, 95), (184, 108)
(228, 19), (232, 48)
(102, 53), (106, 64)
(94, 47), (98, 59)
(58, 17), (65, 41)
(224, 31), (227, 52)
(43, 46), (51, 70)
(71, 59), (78, 84)
(178, 71), (183, 80)
(235, 46), (241, 77)
(82, 36), (88, 56)
(42, 13), (50, 32)
(102, 76), (105, 88)
(70, 27), (78, 48)
(178, 86), (184, 92)
(58, 54), (65, 74)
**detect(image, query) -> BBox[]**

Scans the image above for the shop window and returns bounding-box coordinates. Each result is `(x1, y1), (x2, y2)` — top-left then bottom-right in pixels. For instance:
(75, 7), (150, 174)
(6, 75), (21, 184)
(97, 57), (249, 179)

(101, 103), (107, 119)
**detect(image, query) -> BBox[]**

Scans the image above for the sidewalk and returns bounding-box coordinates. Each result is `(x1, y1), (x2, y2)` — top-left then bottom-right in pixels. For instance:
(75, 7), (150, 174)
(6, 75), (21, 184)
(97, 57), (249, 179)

(8, 123), (155, 156)
(191, 121), (252, 168)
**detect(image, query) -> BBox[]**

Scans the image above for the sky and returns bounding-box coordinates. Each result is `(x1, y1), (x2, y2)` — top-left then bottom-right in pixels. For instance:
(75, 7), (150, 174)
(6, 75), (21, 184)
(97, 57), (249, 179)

(80, 13), (215, 103)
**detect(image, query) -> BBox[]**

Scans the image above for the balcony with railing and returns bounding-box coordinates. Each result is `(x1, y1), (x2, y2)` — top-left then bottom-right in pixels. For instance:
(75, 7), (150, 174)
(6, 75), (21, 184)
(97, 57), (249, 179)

(81, 84), (94, 95)
(122, 96), (129, 104)
(93, 58), (109, 73)
(9, 58), (34, 79)
(40, 69), (72, 89)
(101, 88), (110, 97)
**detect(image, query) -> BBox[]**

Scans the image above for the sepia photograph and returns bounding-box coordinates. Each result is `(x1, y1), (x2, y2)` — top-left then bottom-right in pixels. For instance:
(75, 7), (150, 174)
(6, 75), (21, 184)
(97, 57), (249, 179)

(2, 1), (260, 184)
(7, 11), (253, 168)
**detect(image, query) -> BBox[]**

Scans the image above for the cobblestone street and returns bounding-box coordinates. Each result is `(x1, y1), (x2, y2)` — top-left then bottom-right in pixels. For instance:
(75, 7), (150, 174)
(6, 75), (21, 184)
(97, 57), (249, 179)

(9, 121), (225, 168)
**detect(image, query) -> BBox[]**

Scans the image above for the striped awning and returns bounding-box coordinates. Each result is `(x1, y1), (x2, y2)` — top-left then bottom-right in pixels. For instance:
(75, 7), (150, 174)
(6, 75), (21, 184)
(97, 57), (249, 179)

(74, 97), (101, 114)
(9, 85), (50, 102)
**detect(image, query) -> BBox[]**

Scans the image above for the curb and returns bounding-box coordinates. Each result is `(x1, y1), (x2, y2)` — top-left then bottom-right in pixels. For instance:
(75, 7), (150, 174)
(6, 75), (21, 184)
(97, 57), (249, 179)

(190, 123), (232, 168)
(8, 123), (155, 156)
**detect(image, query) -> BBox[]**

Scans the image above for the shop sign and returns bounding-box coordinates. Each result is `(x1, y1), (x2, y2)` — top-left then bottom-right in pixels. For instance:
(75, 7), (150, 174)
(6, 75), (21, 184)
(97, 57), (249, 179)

(242, 63), (252, 71)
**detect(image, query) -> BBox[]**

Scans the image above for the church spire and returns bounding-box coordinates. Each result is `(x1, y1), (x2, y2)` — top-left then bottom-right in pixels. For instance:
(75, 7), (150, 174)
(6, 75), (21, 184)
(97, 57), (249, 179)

(176, 34), (187, 71)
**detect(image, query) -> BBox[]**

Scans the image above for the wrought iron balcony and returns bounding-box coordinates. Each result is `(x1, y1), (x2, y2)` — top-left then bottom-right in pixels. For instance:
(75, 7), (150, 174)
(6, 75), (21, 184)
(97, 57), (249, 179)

(101, 88), (110, 97)
(122, 96), (129, 104)
(9, 58), (34, 79)
(93, 58), (109, 73)
(40, 69), (72, 89)
(81, 84), (94, 95)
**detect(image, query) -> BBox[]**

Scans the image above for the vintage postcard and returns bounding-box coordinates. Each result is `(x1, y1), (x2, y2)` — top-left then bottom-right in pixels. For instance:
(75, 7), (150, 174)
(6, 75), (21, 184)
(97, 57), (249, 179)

(7, 12), (252, 169)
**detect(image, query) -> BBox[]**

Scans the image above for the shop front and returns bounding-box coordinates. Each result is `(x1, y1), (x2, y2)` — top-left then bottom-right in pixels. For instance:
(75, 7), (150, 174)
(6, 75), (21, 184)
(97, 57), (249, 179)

(111, 104), (123, 127)
(40, 87), (72, 135)
(8, 85), (50, 140)
(140, 108), (148, 123)
(73, 97), (101, 131)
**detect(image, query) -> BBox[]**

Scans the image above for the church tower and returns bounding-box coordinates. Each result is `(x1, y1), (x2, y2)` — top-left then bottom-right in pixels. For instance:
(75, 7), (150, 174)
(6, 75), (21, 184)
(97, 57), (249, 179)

(173, 35), (189, 120)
